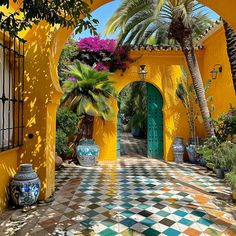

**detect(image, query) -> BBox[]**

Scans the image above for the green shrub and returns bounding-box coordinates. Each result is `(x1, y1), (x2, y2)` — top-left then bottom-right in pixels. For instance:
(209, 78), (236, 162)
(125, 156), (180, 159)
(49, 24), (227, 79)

(214, 106), (236, 142)
(56, 108), (79, 136)
(197, 138), (236, 170)
(56, 129), (73, 158)
(56, 108), (79, 158)
(226, 170), (236, 189)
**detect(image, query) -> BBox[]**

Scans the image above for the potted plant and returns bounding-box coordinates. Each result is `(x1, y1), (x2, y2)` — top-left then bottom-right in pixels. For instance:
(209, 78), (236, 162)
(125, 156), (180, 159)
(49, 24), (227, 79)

(176, 73), (198, 163)
(176, 70), (214, 163)
(61, 61), (117, 166)
(226, 170), (236, 200)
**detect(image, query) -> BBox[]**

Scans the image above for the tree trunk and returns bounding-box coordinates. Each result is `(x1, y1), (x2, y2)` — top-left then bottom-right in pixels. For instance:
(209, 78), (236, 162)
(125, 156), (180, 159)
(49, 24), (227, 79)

(169, 19), (215, 137)
(223, 19), (236, 93)
(81, 115), (94, 139)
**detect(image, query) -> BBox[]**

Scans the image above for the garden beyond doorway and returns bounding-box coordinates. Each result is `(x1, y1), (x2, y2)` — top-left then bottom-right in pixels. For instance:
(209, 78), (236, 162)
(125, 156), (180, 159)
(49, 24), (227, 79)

(117, 82), (163, 159)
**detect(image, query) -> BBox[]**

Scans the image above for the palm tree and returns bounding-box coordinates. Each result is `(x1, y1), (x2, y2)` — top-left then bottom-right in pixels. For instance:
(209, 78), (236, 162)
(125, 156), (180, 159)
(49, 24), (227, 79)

(223, 20), (236, 93)
(61, 61), (117, 139)
(106, 0), (215, 137)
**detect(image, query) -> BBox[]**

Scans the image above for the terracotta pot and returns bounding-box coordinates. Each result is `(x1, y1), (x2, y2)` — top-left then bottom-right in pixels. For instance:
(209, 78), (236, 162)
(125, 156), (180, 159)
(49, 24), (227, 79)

(231, 134), (236, 144)
(55, 153), (63, 170)
(232, 188), (236, 200)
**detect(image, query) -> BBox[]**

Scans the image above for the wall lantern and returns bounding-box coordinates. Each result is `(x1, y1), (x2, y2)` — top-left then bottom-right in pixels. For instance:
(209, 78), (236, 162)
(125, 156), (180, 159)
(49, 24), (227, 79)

(138, 65), (147, 80)
(210, 64), (222, 80)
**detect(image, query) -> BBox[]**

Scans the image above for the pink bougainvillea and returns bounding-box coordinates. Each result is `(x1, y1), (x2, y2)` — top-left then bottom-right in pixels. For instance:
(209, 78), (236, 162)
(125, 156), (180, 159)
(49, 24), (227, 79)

(77, 36), (116, 53)
(74, 36), (131, 72)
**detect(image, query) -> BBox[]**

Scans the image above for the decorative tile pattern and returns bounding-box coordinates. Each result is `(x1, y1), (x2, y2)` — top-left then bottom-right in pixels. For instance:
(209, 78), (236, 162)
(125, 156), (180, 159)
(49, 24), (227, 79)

(1, 134), (235, 235)
(26, 157), (236, 235)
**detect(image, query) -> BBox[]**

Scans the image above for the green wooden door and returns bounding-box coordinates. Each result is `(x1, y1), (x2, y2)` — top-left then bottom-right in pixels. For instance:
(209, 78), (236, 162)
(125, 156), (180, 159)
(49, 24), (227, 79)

(147, 84), (163, 159)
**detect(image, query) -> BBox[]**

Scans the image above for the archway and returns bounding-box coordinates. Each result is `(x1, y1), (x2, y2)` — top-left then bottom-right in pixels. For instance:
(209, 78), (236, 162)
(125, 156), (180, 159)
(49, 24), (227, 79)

(117, 81), (163, 159)
(15, 0), (236, 201)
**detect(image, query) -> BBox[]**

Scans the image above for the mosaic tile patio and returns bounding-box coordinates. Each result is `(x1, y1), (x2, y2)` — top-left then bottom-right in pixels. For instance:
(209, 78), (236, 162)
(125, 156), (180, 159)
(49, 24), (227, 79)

(17, 158), (235, 236)
(1, 134), (236, 235)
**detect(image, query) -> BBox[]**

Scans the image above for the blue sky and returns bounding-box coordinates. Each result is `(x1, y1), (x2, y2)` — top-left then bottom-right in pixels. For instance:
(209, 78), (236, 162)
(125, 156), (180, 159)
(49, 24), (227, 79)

(75, 0), (219, 40)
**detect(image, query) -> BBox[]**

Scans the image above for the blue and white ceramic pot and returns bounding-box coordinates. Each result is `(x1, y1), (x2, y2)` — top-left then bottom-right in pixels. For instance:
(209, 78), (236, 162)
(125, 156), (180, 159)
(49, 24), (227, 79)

(172, 137), (185, 163)
(76, 139), (99, 167)
(10, 164), (41, 207)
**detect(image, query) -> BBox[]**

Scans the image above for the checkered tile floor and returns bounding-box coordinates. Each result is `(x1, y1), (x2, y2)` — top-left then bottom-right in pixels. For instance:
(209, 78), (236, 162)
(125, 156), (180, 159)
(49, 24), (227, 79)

(28, 158), (236, 236)
(120, 132), (147, 157)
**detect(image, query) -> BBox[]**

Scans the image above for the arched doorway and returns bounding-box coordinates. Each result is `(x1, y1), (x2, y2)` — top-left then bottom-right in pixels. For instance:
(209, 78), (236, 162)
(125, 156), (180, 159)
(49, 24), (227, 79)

(117, 82), (163, 159)
(17, 0), (236, 200)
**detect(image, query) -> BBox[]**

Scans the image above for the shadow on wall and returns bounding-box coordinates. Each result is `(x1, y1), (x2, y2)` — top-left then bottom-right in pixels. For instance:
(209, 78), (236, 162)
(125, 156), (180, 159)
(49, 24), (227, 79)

(18, 22), (62, 199)
(93, 98), (117, 161)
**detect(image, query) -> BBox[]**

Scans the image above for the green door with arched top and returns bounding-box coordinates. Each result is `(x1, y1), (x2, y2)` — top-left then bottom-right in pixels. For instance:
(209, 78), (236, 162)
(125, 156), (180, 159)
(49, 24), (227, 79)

(147, 84), (163, 159)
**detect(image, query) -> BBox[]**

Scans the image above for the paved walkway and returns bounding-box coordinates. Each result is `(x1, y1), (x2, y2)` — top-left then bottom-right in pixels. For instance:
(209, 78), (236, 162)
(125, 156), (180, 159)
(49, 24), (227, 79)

(120, 132), (147, 157)
(1, 158), (236, 235)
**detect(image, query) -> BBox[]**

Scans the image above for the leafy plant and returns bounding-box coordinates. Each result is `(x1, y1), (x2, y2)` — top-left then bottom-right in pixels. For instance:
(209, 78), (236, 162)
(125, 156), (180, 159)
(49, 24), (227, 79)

(226, 169), (236, 189)
(106, 0), (216, 137)
(75, 36), (131, 72)
(56, 129), (73, 158)
(176, 68), (215, 139)
(197, 137), (221, 169)
(61, 61), (117, 139)
(56, 108), (79, 136)
(197, 138), (236, 170)
(214, 106), (236, 142)
(0, 0), (98, 36)
(56, 108), (79, 159)
(119, 82), (147, 136)
(58, 38), (79, 84)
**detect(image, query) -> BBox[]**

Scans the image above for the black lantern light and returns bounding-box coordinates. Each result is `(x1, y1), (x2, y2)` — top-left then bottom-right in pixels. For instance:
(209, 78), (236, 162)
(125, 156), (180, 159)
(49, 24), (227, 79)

(138, 65), (147, 80)
(210, 64), (222, 80)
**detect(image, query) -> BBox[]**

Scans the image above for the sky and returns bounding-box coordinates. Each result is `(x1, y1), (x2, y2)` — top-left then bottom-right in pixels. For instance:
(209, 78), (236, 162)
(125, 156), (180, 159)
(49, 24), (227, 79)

(75, 0), (220, 40)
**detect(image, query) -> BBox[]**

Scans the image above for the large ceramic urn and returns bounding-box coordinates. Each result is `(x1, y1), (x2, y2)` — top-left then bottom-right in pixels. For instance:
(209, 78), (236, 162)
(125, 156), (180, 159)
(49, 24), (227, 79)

(172, 137), (185, 163)
(10, 164), (41, 207)
(76, 139), (99, 167)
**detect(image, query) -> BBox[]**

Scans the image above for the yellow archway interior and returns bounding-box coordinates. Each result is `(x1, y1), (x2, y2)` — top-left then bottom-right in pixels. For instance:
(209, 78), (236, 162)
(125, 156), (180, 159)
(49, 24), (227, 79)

(16, 0), (236, 199)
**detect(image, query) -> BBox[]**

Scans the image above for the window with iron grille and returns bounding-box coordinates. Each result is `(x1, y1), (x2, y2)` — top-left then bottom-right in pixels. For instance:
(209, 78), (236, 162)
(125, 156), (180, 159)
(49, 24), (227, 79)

(0, 31), (25, 152)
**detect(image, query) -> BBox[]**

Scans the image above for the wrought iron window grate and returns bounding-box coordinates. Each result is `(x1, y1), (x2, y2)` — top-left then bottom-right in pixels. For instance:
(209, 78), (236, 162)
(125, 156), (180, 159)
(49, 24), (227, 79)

(0, 31), (25, 152)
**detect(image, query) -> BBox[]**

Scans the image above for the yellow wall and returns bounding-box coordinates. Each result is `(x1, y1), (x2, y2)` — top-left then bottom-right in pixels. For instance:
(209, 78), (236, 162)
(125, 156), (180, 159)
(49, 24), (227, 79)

(0, 149), (18, 212)
(202, 27), (236, 120)
(1, 0), (236, 212)
(200, 0), (236, 31)
(0, 0), (113, 211)
(94, 50), (205, 161)
(94, 26), (236, 163)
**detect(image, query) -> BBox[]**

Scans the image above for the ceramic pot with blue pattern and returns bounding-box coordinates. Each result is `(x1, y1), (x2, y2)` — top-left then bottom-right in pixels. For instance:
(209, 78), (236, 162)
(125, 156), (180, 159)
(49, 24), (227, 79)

(76, 139), (99, 166)
(10, 164), (41, 207)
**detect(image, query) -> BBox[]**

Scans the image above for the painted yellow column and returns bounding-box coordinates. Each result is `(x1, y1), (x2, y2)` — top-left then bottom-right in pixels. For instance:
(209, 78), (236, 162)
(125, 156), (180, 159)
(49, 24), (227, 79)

(17, 0), (113, 200)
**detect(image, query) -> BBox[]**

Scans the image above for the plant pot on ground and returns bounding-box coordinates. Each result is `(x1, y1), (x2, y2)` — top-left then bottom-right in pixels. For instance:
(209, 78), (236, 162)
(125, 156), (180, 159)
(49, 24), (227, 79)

(61, 62), (117, 167)
(172, 137), (185, 163)
(214, 167), (225, 179)
(76, 116), (100, 167)
(175, 70), (214, 163)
